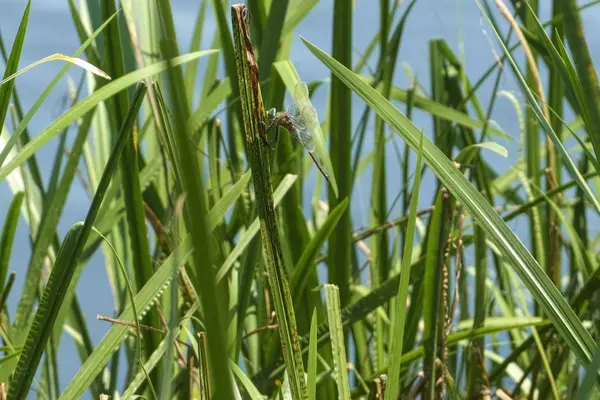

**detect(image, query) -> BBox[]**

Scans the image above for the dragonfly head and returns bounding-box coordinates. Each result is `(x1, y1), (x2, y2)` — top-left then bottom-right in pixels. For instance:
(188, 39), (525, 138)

(266, 108), (276, 121)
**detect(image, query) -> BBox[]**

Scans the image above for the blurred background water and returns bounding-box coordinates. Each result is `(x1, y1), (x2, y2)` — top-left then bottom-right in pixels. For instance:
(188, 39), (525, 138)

(1, 0), (599, 396)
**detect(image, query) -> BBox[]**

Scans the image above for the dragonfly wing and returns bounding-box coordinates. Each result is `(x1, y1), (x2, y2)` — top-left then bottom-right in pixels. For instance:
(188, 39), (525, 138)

(294, 104), (317, 152)
(296, 126), (316, 152)
(292, 81), (311, 111)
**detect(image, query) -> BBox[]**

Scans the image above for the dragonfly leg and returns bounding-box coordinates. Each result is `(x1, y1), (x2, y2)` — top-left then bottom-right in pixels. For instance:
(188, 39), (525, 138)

(267, 125), (280, 147)
(259, 119), (277, 149)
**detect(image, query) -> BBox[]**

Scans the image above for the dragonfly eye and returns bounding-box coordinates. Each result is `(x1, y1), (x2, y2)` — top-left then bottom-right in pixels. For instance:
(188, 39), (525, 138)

(266, 108), (276, 120)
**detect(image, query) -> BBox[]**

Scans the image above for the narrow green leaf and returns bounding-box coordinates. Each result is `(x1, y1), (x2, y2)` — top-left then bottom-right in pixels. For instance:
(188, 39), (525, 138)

(0, 0), (31, 131)
(324, 285), (351, 399)
(307, 310), (318, 400)
(385, 131), (424, 400)
(230, 360), (266, 400)
(291, 197), (349, 301)
(0, 192), (23, 294)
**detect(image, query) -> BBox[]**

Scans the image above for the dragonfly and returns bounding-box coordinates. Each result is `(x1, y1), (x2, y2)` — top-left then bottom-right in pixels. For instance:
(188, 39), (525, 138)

(264, 81), (331, 184)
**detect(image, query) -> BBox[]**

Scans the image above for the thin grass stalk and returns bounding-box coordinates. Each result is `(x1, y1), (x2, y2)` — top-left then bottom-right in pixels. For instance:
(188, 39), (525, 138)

(231, 4), (307, 399)
(324, 285), (351, 399)
(328, 0), (353, 344)
(385, 132), (424, 400)
(370, 0), (391, 373)
(562, 0), (600, 163)
(0, 0), (30, 146)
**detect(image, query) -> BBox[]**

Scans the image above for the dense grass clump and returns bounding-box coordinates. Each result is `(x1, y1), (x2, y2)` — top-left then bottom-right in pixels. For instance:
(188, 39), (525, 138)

(1, 1), (600, 399)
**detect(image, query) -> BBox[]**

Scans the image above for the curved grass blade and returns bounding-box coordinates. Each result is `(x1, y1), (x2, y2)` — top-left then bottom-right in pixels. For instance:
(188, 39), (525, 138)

(0, 50), (218, 182)
(301, 35), (597, 373)
(0, 53), (109, 87)
(8, 83), (147, 400)
(230, 360), (266, 400)
(0, 9), (120, 170)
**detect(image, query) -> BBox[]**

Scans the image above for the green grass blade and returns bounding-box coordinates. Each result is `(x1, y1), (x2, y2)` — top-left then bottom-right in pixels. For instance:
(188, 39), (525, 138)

(59, 239), (193, 400)
(328, 0), (353, 324)
(0, 9), (119, 170)
(7, 83), (147, 400)
(385, 131), (424, 400)
(157, 0), (235, 396)
(301, 35), (597, 371)
(0, 0), (30, 132)
(574, 346), (600, 400)
(59, 137), (249, 398)
(230, 360), (265, 400)
(0, 51), (217, 182)
(216, 174), (297, 283)
(474, 1), (600, 214)
(562, 0), (600, 164)
(0, 192), (24, 293)
(324, 285), (350, 399)
(185, 0), (207, 104)
(12, 111), (95, 334)
(307, 310), (318, 400)
(290, 198), (349, 302)
(232, 5), (307, 398)
(258, 0), (290, 81)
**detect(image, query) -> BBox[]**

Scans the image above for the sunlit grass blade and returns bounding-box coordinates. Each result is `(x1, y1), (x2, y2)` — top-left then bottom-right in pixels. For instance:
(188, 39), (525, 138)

(0, 53), (109, 87)
(307, 310), (318, 400)
(324, 285), (350, 399)
(0, 9), (119, 170)
(0, 51), (217, 182)
(301, 35), (597, 372)
(230, 360), (266, 400)
(0, 0), (30, 133)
